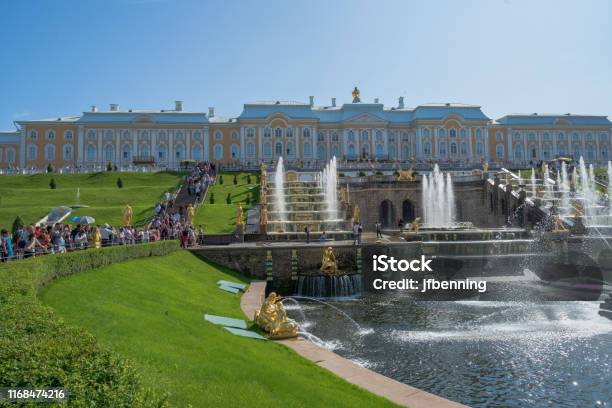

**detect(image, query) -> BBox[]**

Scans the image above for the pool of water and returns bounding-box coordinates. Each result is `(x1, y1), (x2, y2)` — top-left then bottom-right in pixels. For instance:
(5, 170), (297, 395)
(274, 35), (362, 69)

(287, 288), (612, 407)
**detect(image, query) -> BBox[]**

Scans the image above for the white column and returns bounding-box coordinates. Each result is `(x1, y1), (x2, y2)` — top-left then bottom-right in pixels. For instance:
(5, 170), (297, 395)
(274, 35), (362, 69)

(97, 129), (103, 165)
(239, 126), (245, 161)
(204, 127), (209, 161)
(433, 128), (439, 159)
(19, 125), (26, 170)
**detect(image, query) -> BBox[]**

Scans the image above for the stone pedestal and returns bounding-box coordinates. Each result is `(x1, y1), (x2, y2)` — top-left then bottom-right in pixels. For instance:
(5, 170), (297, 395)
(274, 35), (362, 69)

(234, 224), (244, 243)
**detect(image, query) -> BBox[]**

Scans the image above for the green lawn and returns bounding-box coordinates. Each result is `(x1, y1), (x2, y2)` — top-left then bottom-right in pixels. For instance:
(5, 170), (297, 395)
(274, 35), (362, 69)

(194, 172), (259, 234)
(41, 251), (396, 407)
(0, 171), (184, 229)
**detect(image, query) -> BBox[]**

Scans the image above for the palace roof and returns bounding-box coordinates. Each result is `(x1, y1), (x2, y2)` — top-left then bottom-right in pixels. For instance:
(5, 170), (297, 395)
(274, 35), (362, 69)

(496, 113), (611, 126)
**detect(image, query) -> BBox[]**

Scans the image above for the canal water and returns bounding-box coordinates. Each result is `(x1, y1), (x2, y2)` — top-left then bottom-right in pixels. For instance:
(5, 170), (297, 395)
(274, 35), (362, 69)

(288, 285), (612, 407)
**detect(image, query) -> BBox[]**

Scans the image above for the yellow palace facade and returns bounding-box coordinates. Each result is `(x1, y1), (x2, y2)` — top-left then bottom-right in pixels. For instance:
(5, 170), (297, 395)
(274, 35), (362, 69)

(1, 92), (611, 171)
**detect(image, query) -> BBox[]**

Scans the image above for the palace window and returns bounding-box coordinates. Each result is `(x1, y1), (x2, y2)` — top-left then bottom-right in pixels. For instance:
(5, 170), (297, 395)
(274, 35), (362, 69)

(105, 145), (114, 161)
(139, 144), (150, 157)
(496, 144), (504, 158)
(460, 129), (466, 139)
(376, 131), (383, 141)
(303, 128), (311, 138)
(7, 148), (16, 163)
(362, 130), (369, 141)
(348, 131), (355, 142)
(158, 145), (167, 161)
(557, 132), (565, 141)
(514, 145), (522, 160)
(450, 143), (457, 155)
(231, 131), (239, 141)
(63, 144), (73, 160)
(348, 144), (357, 158)
(332, 146), (339, 157)
(45, 144), (55, 160)
(46, 130), (56, 140)
(402, 145), (410, 160)
(176, 131), (184, 142)
(388, 145), (396, 158)
(461, 142), (467, 155)
(87, 144), (96, 161)
(64, 130), (74, 140)
(175, 145), (184, 160)
(402, 132), (409, 142)
(286, 142), (293, 157)
(439, 142), (446, 155)
(543, 147), (550, 160)
(572, 132), (580, 141)
(528, 132), (535, 141)
(317, 145), (326, 159)
(124, 130), (131, 141)
(424, 128), (430, 138)
(514, 132), (521, 141)
(586, 132), (593, 141)
(332, 132), (339, 142)
(317, 132), (325, 142)
(449, 129), (456, 138)
(29, 130), (38, 140)
(193, 131), (202, 141)
(600, 133), (609, 142)
(88, 130), (96, 140)
(361, 144), (369, 157)
(375, 144), (383, 157)
(438, 129), (445, 138)
(424, 142), (431, 155)
(192, 145), (202, 161)
(28, 144), (37, 160)
(214, 144), (223, 160)
(543, 132), (551, 141)
(275, 128), (283, 138)
(247, 142), (255, 157)
(496, 132), (503, 142)
(264, 128), (271, 138)
(558, 145), (566, 155)
(105, 130), (113, 142)
(476, 142), (483, 156)
(586, 146), (595, 160)
(602, 147), (609, 159)
(530, 146), (537, 159)
(231, 144), (239, 159)
(304, 142), (312, 156)
(476, 129), (482, 139)
(215, 131), (223, 141)
(122, 145), (132, 160)
(247, 128), (255, 138)
(275, 142), (282, 156)
(573, 145), (581, 157)
(389, 132), (396, 142)
(264, 143), (271, 156)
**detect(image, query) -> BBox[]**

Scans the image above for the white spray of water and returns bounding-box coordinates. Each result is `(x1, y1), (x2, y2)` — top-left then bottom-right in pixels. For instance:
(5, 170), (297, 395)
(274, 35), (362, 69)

(422, 164), (456, 227)
(274, 157), (287, 224)
(320, 156), (338, 221)
(530, 168), (536, 198)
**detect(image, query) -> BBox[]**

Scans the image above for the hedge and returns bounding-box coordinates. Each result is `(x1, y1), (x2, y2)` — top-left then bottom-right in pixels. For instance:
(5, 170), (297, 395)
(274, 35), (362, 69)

(0, 241), (180, 407)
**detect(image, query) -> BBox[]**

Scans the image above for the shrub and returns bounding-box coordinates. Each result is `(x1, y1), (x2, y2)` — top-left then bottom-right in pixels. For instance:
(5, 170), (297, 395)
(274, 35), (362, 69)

(375, 171), (383, 176)
(226, 193), (232, 204)
(12, 216), (24, 234)
(117, 177), (123, 188)
(338, 172), (345, 177)
(46, 163), (54, 173)
(233, 174), (238, 185)
(209, 192), (215, 204)
(107, 162), (113, 172)
(358, 171), (366, 177)
(49, 178), (57, 189)
(0, 241), (178, 407)
(246, 174), (252, 184)
(219, 175), (223, 185)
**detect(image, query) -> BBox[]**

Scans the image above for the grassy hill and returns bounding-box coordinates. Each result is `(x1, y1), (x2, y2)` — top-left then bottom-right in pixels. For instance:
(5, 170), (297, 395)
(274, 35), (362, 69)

(0, 171), (184, 229)
(41, 251), (397, 407)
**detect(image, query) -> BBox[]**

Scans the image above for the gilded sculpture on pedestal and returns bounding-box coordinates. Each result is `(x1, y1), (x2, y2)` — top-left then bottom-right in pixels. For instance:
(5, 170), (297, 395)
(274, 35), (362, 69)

(352, 86), (361, 103)
(397, 167), (416, 181)
(353, 205), (360, 224)
(236, 205), (244, 226)
(122, 205), (133, 226)
(340, 187), (348, 203)
(260, 205), (268, 226)
(483, 161), (489, 174)
(320, 246), (339, 275)
(409, 217), (421, 232)
(186, 203), (195, 225)
(254, 292), (298, 339)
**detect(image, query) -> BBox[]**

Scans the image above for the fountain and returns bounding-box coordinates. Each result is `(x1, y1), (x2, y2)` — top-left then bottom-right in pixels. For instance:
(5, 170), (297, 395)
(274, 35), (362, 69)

(531, 168), (536, 198)
(273, 157), (287, 227)
(422, 164), (456, 228)
(320, 156), (339, 221)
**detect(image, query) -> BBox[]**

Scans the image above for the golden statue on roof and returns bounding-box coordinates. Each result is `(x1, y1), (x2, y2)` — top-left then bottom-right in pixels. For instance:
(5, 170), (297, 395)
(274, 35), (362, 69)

(352, 86), (361, 103)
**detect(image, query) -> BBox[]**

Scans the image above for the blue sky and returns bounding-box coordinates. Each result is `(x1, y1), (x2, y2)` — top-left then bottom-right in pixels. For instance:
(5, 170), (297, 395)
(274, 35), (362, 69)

(1, 0), (611, 129)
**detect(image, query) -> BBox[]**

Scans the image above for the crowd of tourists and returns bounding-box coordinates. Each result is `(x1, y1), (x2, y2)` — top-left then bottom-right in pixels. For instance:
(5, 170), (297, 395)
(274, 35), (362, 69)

(0, 162), (216, 262)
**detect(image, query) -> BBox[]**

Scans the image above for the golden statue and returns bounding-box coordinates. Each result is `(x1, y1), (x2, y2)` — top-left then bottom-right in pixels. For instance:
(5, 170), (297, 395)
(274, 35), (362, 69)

(552, 214), (567, 232)
(409, 217), (421, 232)
(260, 189), (267, 205)
(483, 161), (489, 174)
(260, 162), (266, 175)
(397, 167), (416, 181)
(122, 205), (133, 226)
(352, 86), (361, 103)
(353, 205), (360, 224)
(186, 203), (195, 225)
(254, 292), (298, 340)
(236, 205), (244, 225)
(541, 161), (547, 178)
(260, 205), (268, 226)
(340, 187), (348, 203)
(320, 246), (338, 275)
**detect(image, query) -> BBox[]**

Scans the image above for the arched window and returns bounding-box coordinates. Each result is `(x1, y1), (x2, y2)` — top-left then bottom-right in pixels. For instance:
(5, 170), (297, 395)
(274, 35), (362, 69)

(175, 144), (184, 160)
(303, 128), (311, 138)
(439, 142), (446, 155)
(139, 144), (150, 157)
(63, 144), (73, 160)
(514, 132), (521, 141)
(514, 144), (522, 160)
(601, 147), (609, 159)
(388, 145), (396, 158)
(450, 143), (458, 155)
(275, 128), (283, 138)
(424, 142), (431, 155)
(6, 148), (16, 163)
(45, 144), (55, 160)
(192, 145), (202, 161)
(29, 130), (38, 140)
(247, 142), (255, 157)
(87, 144), (96, 161)
(557, 132), (565, 141)
(362, 144), (370, 157)
(286, 142), (293, 157)
(402, 145), (410, 160)
(376, 130), (383, 141)
(157, 145), (167, 161)
(28, 144), (37, 160)
(246, 128), (255, 138)
(232, 131), (239, 141)
(530, 145), (537, 159)
(286, 128), (293, 138)
(303, 142), (312, 156)
(88, 130), (96, 140)
(264, 143), (271, 156)
(375, 144), (383, 157)
(45, 130), (55, 141)
(317, 145), (326, 159)
(362, 130), (369, 141)
(122, 144), (132, 160)
(496, 132), (503, 141)
(105, 145), (114, 161)
(496, 144), (504, 158)
(438, 129), (445, 138)
(572, 132), (580, 141)
(215, 131), (222, 141)
(214, 144), (223, 160)
(348, 144), (356, 157)
(193, 131), (201, 141)
(263, 128), (271, 138)
(332, 132), (338, 142)
(460, 129), (466, 139)
(275, 142), (282, 156)
(348, 131), (355, 141)
(231, 144), (239, 159)
(64, 130), (73, 140)
(449, 129), (457, 138)
(317, 132), (325, 142)
(460, 142), (467, 155)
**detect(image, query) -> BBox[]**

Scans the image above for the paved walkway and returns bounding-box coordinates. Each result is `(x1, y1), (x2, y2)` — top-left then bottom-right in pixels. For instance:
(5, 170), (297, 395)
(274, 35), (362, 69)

(240, 281), (468, 408)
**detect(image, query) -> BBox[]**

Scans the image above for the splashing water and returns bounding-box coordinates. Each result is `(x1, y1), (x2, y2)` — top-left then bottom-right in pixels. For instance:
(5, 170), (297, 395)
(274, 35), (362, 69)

(320, 156), (338, 221)
(422, 164), (456, 227)
(274, 157), (287, 224)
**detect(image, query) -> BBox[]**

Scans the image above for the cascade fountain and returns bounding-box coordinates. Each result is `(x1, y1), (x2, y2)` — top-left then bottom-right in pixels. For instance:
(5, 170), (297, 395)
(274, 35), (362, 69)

(320, 156), (338, 221)
(273, 157), (287, 226)
(422, 164), (456, 228)
(531, 168), (536, 198)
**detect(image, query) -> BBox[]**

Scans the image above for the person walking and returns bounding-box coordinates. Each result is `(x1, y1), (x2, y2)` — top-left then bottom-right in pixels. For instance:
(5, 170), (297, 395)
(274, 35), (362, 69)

(305, 226), (310, 244)
(353, 222), (360, 245)
(376, 221), (383, 239)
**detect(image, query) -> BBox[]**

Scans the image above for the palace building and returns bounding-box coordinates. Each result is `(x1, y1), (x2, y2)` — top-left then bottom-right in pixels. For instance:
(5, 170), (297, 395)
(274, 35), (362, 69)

(1, 90), (611, 170)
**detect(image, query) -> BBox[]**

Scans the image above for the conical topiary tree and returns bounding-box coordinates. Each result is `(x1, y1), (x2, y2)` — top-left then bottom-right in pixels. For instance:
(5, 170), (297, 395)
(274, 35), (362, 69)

(12, 216), (24, 234)
(233, 174), (238, 185)
(47, 163), (54, 173)
(226, 193), (232, 204)
(219, 175), (224, 185)
(209, 192), (215, 204)
(117, 177), (123, 188)
(49, 178), (57, 189)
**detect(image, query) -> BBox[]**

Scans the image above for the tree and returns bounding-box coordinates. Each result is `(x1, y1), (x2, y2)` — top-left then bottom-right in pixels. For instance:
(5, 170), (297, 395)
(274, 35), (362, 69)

(49, 178), (57, 189)
(233, 174), (238, 185)
(46, 163), (54, 173)
(226, 193), (232, 204)
(116, 177), (123, 188)
(12, 216), (24, 234)
(246, 174), (252, 184)
(219, 175), (224, 185)
(107, 162), (113, 171)
(209, 192), (215, 204)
